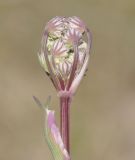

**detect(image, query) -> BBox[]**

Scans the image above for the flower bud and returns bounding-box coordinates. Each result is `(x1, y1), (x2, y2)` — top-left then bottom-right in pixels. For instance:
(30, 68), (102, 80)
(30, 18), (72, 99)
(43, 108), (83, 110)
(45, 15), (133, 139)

(38, 16), (92, 97)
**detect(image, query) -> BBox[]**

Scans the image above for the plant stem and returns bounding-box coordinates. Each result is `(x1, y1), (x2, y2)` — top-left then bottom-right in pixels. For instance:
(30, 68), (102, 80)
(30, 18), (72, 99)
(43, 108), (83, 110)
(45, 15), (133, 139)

(60, 96), (71, 154)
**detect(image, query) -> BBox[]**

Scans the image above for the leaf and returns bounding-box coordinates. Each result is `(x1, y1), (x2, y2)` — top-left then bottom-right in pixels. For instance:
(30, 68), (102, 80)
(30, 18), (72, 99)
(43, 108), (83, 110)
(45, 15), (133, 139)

(33, 95), (51, 110)
(33, 96), (70, 160)
(45, 109), (70, 160)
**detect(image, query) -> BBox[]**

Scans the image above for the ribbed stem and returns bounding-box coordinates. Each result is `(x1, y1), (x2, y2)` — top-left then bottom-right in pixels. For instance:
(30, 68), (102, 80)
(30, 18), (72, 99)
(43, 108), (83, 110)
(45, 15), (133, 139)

(60, 96), (71, 154)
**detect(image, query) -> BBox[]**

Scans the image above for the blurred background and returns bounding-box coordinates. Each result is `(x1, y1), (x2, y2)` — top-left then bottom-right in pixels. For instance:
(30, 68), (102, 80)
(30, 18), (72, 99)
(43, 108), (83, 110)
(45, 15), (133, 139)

(0, 0), (135, 160)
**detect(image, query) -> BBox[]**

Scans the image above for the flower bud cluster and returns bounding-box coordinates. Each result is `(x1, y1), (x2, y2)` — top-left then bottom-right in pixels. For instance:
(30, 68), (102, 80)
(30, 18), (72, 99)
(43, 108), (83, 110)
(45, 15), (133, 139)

(38, 16), (92, 96)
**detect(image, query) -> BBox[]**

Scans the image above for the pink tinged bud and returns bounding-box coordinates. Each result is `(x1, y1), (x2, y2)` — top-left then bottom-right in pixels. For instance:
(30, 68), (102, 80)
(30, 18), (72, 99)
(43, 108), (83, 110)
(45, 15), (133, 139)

(68, 16), (86, 33)
(57, 61), (71, 79)
(46, 16), (64, 32)
(65, 28), (82, 44)
(51, 39), (67, 56)
(69, 30), (92, 95)
(45, 109), (70, 160)
(39, 16), (92, 96)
